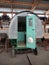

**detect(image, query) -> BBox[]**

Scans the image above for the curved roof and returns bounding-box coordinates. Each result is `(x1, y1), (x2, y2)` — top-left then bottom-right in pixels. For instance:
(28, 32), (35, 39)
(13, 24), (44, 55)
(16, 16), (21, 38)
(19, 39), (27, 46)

(14, 10), (40, 19)
(16, 11), (37, 16)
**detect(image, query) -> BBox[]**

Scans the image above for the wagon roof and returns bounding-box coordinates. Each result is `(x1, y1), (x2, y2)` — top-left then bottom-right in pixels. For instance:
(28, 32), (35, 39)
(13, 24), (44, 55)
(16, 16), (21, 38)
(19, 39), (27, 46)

(16, 10), (40, 19)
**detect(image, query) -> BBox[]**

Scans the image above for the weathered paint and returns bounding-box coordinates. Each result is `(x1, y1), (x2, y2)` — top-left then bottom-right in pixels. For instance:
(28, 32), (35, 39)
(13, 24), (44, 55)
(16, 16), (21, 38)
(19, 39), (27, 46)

(10, 15), (36, 49)
(18, 32), (25, 42)
(26, 15), (36, 49)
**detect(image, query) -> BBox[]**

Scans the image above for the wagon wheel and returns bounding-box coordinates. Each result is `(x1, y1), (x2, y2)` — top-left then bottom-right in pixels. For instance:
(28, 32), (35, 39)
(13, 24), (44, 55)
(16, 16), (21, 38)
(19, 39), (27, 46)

(33, 48), (37, 55)
(11, 46), (16, 57)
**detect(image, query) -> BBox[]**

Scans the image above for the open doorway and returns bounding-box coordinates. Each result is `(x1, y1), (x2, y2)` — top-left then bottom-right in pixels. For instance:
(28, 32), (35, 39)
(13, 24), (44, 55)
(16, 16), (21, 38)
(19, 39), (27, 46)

(18, 16), (26, 47)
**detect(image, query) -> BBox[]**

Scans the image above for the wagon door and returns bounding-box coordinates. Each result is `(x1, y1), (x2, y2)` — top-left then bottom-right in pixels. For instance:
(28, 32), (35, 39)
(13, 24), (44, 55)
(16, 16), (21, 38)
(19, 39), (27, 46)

(26, 15), (36, 49)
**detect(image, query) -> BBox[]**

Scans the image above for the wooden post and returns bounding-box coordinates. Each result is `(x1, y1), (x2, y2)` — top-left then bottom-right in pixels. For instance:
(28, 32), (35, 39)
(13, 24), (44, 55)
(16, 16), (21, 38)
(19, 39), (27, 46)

(11, 4), (13, 19)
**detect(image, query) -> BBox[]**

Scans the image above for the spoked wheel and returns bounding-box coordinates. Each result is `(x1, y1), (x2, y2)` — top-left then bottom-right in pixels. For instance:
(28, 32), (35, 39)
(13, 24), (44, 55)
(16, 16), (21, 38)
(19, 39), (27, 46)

(33, 48), (37, 55)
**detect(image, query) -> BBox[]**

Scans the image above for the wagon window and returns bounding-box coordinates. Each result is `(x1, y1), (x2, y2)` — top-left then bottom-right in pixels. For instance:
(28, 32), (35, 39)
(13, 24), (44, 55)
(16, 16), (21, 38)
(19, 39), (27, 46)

(29, 18), (32, 26)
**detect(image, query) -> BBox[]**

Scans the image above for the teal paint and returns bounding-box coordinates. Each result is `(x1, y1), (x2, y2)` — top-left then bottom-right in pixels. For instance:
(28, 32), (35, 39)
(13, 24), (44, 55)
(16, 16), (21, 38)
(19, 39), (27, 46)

(10, 14), (36, 49)
(18, 32), (25, 42)
(26, 15), (36, 49)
